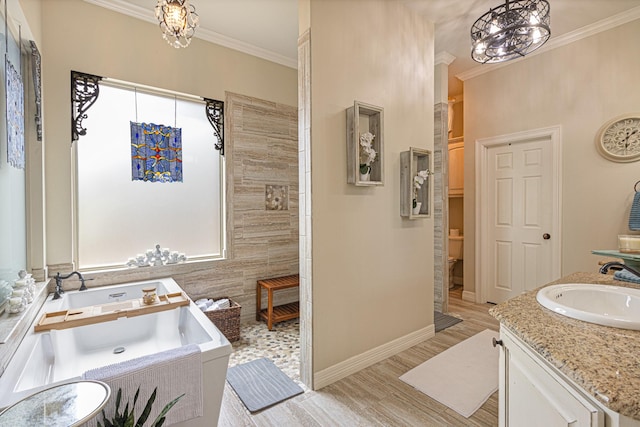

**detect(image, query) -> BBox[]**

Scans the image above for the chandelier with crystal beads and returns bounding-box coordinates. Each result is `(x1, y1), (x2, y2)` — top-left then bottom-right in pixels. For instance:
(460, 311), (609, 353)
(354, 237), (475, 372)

(155, 0), (199, 48)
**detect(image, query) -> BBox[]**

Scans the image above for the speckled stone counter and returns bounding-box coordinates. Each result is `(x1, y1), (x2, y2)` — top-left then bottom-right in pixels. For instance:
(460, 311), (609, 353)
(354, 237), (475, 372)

(490, 272), (640, 421)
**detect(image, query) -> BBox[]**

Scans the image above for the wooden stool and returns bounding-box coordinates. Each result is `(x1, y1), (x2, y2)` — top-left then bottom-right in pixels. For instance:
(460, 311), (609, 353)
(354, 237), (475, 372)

(256, 274), (299, 330)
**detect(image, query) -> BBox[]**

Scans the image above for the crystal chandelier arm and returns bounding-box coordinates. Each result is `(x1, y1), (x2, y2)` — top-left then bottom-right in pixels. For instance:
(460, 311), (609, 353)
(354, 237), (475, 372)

(204, 98), (224, 156)
(71, 70), (103, 143)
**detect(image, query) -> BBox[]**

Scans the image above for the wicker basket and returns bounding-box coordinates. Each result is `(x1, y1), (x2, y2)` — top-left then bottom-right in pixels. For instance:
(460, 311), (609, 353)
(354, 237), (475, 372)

(204, 297), (241, 342)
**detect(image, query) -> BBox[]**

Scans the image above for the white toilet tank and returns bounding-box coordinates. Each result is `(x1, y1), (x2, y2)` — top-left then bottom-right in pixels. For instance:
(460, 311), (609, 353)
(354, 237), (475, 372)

(449, 236), (464, 260)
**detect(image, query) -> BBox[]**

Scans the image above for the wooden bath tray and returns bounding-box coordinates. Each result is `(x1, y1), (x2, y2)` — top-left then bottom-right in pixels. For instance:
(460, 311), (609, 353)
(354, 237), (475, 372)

(34, 292), (190, 332)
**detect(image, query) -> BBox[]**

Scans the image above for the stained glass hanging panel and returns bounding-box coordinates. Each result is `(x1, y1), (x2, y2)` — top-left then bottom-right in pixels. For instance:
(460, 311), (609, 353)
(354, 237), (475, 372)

(130, 122), (182, 182)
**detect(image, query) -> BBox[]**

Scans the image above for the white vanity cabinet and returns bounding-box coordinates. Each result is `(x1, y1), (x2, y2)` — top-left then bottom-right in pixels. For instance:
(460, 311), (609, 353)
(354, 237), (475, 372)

(498, 326), (636, 427)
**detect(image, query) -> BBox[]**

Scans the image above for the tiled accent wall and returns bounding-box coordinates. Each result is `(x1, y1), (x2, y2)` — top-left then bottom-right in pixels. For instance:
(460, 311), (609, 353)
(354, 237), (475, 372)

(298, 29), (313, 388)
(433, 102), (449, 313)
(47, 92), (299, 324)
(223, 92), (300, 321)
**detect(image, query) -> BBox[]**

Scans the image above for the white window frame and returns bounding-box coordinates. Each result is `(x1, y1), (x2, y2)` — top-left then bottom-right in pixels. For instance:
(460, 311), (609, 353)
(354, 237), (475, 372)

(71, 78), (227, 272)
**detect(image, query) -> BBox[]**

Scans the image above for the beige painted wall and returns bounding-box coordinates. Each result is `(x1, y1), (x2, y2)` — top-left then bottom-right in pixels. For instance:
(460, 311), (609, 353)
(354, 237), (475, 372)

(308, 0), (435, 372)
(18, 0), (41, 43)
(463, 20), (640, 296)
(41, 0), (297, 268)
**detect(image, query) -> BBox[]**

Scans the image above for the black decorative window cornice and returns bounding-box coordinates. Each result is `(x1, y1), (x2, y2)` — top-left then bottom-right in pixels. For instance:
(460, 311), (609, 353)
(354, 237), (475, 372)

(71, 70), (103, 142)
(204, 98), (224, 155)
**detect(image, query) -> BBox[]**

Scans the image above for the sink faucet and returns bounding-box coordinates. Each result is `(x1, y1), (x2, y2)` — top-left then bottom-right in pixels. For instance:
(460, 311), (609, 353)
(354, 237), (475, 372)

(53, 271), (89, 300)
(599, 261), (640, 277)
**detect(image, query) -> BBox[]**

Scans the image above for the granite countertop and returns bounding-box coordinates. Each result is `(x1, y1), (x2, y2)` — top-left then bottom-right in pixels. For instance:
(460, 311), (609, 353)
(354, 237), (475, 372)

(489, 272), (640, 421)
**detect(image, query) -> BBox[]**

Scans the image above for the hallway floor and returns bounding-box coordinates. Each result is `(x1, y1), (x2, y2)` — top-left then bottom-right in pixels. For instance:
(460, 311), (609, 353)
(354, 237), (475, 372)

(219, 290), (499, 426)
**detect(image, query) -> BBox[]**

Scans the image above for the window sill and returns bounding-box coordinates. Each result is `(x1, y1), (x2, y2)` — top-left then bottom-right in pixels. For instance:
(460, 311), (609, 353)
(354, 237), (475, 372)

(76, 255), (226, 280)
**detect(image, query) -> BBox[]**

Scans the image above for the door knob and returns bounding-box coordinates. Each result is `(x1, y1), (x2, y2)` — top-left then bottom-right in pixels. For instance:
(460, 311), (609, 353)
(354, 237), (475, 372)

(543, 233), (551, 240)
(492, 337), (503, 348)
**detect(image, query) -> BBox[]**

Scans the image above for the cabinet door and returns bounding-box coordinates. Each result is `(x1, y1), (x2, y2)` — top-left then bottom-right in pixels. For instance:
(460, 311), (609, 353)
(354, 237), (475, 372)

(501, 329), (603, 427)
(448, 142), (464, 196)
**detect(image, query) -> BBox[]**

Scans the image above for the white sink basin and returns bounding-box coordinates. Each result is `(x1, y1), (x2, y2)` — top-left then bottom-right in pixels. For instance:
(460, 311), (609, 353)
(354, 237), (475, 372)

(536, 283), (640, 330)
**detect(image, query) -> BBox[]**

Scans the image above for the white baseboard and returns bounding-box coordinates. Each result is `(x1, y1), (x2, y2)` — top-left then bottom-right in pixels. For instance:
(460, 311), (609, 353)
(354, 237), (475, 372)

(462, 290), (476, 302)
(313, 325), (435, 390)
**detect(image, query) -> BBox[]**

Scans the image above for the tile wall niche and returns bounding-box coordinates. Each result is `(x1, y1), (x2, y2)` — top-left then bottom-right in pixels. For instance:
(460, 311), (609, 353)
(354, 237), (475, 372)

(48, 92), (299, 323)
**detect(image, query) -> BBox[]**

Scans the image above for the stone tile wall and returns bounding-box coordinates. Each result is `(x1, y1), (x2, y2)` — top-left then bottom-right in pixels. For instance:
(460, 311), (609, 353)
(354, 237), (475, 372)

(50, 92), (299, 324)
(433, 102), (448, 313)
(297, 29), (313, 387)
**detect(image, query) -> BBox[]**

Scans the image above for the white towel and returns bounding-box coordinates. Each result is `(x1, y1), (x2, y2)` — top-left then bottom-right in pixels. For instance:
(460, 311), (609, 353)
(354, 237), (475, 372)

(82, 344), (202, 427)
(215, 298), (230, 309)
(204, 298), (230, 311)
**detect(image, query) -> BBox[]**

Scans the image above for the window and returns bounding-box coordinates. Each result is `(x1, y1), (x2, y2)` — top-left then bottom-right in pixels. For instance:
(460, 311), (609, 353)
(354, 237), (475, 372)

(75, 82), (225, 270)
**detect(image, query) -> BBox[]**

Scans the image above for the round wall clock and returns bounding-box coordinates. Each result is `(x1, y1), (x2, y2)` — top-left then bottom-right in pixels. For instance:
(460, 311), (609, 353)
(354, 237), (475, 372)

(595, 114), (640, 162)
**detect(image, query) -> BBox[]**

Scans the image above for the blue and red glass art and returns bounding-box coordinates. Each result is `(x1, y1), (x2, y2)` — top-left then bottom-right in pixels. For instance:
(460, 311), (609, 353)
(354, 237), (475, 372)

(130, 122), (182, 182)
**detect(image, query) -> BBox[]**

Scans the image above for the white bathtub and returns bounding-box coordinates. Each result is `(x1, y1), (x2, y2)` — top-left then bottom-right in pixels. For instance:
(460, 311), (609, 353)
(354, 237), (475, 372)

(0, 278), (232, 426)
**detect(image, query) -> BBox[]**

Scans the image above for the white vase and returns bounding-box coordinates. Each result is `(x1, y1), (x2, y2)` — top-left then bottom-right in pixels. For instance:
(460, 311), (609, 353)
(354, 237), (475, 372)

(360, 172), (370, 182)
(412, 202), (422, 215)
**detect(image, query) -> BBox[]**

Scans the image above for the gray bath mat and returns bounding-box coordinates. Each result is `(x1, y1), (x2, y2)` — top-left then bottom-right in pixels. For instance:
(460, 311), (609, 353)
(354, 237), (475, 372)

(435, 311), (462, 332)
(226, 357), (303, 412)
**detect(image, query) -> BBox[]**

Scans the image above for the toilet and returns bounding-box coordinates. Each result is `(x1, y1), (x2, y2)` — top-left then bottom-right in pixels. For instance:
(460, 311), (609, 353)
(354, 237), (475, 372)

(448, 233), (464, 289)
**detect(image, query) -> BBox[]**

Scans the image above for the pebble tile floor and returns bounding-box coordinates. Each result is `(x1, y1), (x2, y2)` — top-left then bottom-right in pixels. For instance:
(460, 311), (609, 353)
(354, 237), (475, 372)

(228, 318), (303, 386)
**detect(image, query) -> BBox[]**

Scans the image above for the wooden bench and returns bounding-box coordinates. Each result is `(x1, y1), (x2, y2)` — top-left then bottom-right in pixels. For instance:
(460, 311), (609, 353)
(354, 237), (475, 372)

(256, 274), (299, 330)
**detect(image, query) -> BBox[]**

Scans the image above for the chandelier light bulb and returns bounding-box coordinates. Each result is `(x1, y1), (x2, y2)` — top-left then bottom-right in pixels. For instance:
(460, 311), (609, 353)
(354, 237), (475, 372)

(529, 10), (540, 25)
(166, 4), (186, 31)
(489, 20), (500, 34)
(532, 28), (542, 43)
(475, 42), (487, 55)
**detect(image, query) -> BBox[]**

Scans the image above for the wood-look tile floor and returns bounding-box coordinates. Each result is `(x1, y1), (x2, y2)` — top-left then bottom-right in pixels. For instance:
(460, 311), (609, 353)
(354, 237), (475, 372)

(219, 287), (499, 426)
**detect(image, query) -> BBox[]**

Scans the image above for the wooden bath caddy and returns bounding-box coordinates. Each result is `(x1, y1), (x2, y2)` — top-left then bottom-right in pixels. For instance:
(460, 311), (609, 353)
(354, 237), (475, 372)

(34, 292), (190, 332)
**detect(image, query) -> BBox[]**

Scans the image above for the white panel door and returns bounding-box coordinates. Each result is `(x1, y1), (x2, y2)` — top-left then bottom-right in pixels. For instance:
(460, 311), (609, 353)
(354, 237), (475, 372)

(486, 138), (554, 303)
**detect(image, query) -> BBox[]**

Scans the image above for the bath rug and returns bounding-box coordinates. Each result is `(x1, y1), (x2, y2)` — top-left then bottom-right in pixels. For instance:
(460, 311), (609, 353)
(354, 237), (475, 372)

(399, 329), (499, 418)
(226, 357), (303, 412)
(434, 311), (462, 332)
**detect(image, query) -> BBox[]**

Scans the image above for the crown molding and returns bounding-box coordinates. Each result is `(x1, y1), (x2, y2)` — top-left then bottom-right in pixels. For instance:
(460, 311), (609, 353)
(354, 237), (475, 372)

(457, 5), (640, 81)
(435, 51), (456, 66)
(84, 0), (297, 69)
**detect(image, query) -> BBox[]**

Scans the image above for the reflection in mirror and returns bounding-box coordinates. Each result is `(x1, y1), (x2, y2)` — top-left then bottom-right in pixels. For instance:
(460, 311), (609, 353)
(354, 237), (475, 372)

(0, 2), (27, 311)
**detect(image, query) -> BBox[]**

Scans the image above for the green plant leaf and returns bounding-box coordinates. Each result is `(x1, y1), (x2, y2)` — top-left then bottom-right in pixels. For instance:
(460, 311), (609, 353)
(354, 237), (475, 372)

(133, 387), (140, 408)
(135, 387), (157, 427)
(100, 409), (112, 427)
(99, 386), (184, 427)
(124, 411), (135, 427)
(114, 388), (122, 419)
(151, 393), (185, 427)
